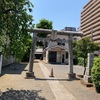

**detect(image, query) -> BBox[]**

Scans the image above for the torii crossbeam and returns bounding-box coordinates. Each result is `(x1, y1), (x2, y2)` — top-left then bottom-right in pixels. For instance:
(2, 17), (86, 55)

(26, 28), (83, 79)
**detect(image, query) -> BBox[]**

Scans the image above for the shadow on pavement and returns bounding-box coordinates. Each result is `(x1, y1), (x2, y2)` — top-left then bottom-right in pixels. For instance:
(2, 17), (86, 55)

(35, 77), (80, 81)
(0, 88), (46, 100)
(0, 62), (28, 76)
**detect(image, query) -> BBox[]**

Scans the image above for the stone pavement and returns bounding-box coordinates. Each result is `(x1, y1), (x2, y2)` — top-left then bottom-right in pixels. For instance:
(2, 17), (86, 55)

(0, 60), (100, 100)
(0, 62), (55, 100)
(39, 62), (76, 100)
(41, 61), (100, 100)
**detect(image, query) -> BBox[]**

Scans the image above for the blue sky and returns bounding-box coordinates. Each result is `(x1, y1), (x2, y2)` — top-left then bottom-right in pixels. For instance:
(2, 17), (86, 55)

(30, 0), (89, 30)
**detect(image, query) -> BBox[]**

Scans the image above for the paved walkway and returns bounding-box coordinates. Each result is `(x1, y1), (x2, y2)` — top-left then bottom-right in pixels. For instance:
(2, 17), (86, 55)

(0, 60), (100, 100)
(0, 62), (55, 100)
(41, 61), (100, 100)
(39, 61), (76, 100)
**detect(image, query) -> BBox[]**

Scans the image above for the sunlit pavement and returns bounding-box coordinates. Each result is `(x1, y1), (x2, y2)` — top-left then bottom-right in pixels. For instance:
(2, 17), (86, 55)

(0, 61), (100, 100)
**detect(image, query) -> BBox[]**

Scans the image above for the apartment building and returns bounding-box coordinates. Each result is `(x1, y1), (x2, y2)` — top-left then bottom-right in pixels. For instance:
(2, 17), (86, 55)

(81, 0), (100, 44)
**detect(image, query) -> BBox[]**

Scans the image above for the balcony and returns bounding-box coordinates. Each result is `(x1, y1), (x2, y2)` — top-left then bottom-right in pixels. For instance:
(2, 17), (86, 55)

(81, 0), (99, 17)
(81, 9), (100, 26)
(93, 35), (100, 40)
(81, 17), (100, 30)
(81, 7), (100, 24)
(83, 30), (100, 36)
(95, 40), (100, 44)
(81, 22), (100, 32)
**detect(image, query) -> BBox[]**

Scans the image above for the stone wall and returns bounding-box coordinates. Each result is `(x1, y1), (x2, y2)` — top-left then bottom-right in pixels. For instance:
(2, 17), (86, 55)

(2, 55), (15, 67)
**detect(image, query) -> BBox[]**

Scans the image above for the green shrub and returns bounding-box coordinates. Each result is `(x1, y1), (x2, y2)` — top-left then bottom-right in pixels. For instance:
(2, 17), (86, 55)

(78, 57), (87, 66)
(91, 56), (100, 93)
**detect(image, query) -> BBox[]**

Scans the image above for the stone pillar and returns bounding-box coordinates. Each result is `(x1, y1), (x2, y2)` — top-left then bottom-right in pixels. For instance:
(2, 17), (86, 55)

(26, 33), (37, 78)
(51, 30), (57, 40)
(0, 54), (3, 74)
(67, 35), (76, 78)
(46, 50), (49, 63)
(84, 53), (94, 83)
(87, 53), (94, 76)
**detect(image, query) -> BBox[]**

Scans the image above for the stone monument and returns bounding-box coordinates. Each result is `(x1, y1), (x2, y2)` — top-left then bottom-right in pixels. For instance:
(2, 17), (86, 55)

(84, 53), (94, 83)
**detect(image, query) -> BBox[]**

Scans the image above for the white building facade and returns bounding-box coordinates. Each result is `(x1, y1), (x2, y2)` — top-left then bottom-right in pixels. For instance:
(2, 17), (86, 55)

(43, 34), (69, 64)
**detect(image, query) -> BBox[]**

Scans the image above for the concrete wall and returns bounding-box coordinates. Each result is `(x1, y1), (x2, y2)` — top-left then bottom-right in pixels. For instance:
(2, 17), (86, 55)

(2, 55), (15, 67)
(57, 34), (68, 39)
(43, 52), (46, 62)
(48, 41), (57, 48)
(48, 34), (68, 49)
(57, 35), (68, 49)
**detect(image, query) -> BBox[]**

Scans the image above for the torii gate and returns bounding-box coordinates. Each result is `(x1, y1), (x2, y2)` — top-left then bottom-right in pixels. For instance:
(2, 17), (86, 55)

(26, 28), (83, 78)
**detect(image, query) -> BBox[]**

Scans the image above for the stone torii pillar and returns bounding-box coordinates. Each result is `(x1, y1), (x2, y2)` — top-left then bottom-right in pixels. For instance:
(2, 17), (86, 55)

(26, 33), (37, 78)
(68, 35), (76, 78)
(51, 30), (57, 40)
(0, 52), (3, 74)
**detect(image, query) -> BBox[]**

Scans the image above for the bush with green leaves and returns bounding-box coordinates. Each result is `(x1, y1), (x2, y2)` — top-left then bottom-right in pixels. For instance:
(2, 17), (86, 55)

(91, 56), (100, 93)
(78, 57), (87, 66)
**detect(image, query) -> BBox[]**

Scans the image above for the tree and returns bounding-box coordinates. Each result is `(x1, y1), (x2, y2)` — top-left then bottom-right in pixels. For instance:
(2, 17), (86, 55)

(36, 18), (53, 35)
(36, 19), (53, 47)
(0, 34), (10, 58)
(73, 37), (100, 75)
(0, 0), (34, 62)
(21, 35), (32, 62)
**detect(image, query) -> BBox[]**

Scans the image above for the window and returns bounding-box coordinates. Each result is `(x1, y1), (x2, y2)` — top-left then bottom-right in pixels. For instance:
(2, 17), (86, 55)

(62, 43), (65, 46)
(57, 38), (66, 46)
(58, 42), (61, 45)
(66, 52), (68, 58)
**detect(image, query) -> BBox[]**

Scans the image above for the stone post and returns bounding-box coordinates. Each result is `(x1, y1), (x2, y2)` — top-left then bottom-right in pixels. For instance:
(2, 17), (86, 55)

(26, 33), (37, 78)
(0, 54), (3, 74)
(84, 53), (94, 83)
(87, 53), (94, 75)
(51, 30), (57, 40)
(67, 35), (76, 78)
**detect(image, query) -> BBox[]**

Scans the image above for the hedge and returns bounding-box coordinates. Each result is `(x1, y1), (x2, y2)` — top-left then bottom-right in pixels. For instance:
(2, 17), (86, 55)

(91, 56), (100, 93)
